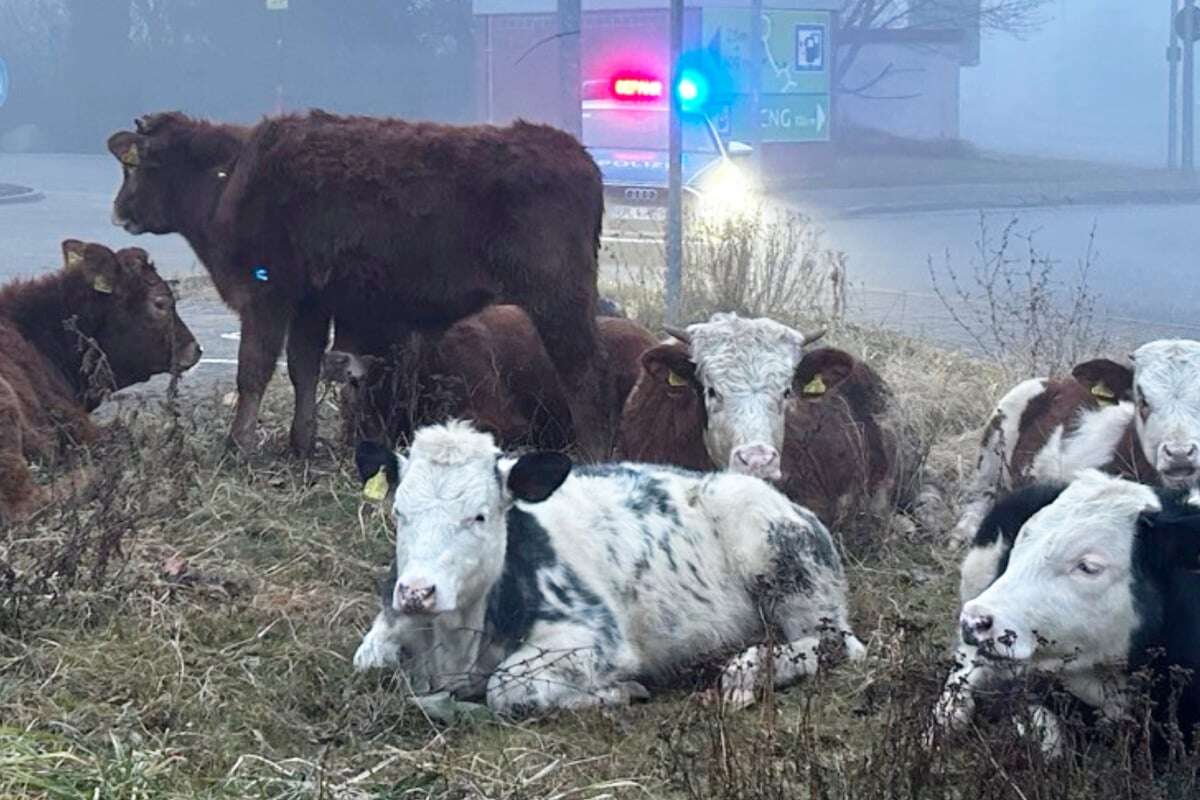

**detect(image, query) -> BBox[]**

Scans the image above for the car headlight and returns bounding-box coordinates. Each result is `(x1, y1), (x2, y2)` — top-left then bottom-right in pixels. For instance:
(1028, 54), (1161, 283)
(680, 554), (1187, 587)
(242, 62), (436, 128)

(696, 161), (755, 221)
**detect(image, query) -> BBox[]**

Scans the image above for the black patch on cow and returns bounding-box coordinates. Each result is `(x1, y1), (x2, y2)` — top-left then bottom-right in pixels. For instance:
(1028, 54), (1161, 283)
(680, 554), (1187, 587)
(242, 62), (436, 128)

(377, 558), (399, 620)
(971, 483), (1067, 582)
(552, 564), (621, 648)
(1126, 490), (1200, 750)
(485, 508), (559, 641)
(759, 519), (822, 597)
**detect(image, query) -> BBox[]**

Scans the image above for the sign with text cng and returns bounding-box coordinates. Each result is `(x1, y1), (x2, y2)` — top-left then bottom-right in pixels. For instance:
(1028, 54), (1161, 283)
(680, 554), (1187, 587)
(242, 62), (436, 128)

(701, 8), (832, 143)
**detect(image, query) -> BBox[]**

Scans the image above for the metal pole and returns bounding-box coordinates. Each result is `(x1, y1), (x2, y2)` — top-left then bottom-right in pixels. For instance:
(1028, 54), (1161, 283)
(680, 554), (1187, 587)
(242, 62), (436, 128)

(1184, 0), (1195, 173)
(665, 0), (684, 325)
(558, 0), (582, 138)
(748, 0), (763, 168)
(486, 16), (495, 123)
(1170, 0), (1181, 169)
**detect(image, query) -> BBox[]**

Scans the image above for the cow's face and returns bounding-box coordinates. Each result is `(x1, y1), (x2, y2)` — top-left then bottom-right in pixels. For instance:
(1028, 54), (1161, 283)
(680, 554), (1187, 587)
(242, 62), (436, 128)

(959, 471), (1159, 664)
(679, 313), (816, 480)
(107, 114), (233, 235)
(63, 240), (201, 388)
(1131, 340), (1200, 486)
(1074, 343), (1200, 487)
(356, 423), (570, 616)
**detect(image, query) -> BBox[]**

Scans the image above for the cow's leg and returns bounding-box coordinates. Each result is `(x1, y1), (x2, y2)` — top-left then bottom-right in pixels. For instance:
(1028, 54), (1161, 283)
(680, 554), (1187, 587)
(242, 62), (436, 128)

(353, 612), (406, 671)
(519, 295), (612, 461)
(931, 642), (999, 733)
(230, 302), (292, 452)
(718, 590), (866, 710)
(286, 300), (331, 455)
(486, 628), (634, 714)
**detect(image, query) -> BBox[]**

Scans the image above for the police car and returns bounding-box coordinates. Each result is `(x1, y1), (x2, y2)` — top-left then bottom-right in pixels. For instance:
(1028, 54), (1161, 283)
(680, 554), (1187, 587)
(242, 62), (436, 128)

(581, 74), (754, 233)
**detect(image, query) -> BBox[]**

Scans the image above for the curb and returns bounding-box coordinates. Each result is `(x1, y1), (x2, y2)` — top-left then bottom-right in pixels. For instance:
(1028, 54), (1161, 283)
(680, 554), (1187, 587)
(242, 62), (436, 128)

(0, 184), (44, 206)
(809, 188), (1200, 220)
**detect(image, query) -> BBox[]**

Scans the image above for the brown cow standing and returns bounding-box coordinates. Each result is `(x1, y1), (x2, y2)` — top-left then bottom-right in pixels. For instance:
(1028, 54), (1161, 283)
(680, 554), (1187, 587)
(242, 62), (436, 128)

(326, 306), (656, 451)
(0, 241), (200, 521)
(616, 313), (901, 528)
(107, 111), (610, 458)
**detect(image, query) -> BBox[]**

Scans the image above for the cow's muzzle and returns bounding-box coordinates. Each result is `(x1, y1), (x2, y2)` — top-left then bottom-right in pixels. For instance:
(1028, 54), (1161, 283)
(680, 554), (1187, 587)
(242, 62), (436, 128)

(730, 444), (782, 481)
(1159, 442), (1200, 486)
(393, 579), (437, 614)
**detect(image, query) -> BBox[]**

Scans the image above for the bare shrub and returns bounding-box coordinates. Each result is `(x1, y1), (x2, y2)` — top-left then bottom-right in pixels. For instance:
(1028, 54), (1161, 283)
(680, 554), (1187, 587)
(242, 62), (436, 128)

(602, 205), (849, 331)
(929, 213), (1111, 378)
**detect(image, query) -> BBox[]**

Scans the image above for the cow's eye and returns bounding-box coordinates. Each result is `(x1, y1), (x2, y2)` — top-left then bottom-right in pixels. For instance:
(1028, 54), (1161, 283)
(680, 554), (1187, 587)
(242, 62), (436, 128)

(706, 387), (720, 402)
(782, 387), (793, 400)
(1137, 394), (1151, 421)
(473, 513), (486, 524)
(1074, 560), (1104, 576)
(153, 296), (172, 313)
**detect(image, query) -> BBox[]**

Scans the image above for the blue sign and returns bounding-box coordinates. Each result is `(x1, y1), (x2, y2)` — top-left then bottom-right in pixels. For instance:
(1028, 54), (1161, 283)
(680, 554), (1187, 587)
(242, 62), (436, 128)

(0, 57), (8, 108)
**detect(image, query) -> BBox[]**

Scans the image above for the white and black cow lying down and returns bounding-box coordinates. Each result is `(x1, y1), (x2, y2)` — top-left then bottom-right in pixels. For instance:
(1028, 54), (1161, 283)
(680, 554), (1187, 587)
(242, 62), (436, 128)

(936, 470), (1200, 753)
(351, 421), (864, 713)
(950, 339), (1200, 548)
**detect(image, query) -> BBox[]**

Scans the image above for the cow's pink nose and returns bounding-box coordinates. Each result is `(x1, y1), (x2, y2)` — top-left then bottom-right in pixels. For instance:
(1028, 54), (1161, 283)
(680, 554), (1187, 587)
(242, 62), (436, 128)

(731, 444), (780, 478)
(393, 580), (437, 613)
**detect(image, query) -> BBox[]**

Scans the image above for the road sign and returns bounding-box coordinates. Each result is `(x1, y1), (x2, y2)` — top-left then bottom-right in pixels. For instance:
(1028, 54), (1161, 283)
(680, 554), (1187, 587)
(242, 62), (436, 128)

(0, 58), (9, 109)
(266, 0), (288, 10)
(702, 9), (831, 143)
(1176, 7), (1200, 42)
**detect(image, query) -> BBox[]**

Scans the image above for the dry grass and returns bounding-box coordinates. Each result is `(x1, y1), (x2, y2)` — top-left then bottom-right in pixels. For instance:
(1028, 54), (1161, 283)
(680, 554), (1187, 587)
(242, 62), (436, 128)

(1, 211), (1197, 798)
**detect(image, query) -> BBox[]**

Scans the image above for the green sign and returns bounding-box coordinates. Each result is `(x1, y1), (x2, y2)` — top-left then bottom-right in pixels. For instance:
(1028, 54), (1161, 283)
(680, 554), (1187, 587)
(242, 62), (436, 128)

(701, 8), (832, 143)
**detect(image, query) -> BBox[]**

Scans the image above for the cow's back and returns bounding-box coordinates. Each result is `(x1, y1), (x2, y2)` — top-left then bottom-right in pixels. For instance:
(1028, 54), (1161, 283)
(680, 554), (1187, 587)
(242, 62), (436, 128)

(0, 320), (93, 457)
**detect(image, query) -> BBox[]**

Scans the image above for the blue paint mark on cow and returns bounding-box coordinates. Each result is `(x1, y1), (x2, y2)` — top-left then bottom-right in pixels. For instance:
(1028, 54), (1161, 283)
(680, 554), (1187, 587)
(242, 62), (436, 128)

(253, 265), (270, 282)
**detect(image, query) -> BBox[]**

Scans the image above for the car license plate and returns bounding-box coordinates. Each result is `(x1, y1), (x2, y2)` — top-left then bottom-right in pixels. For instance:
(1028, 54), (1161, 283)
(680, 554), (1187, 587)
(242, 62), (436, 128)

(609, 204), (666, 221)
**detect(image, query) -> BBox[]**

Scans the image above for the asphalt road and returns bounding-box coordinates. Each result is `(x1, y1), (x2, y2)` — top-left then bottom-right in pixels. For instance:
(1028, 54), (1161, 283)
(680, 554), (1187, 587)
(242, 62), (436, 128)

(4, 153), (1200, 391)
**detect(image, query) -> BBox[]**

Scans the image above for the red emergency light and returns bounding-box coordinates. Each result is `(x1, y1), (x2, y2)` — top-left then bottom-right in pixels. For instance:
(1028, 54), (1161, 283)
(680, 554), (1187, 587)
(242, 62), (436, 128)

(611, 74), (664, 100)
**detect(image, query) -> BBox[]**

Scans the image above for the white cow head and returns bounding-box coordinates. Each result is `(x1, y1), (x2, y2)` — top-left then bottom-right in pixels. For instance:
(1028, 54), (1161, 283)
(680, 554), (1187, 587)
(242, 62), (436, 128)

(666, 312), (822, 480)
(355, 422), (570, 615)
(1073, 340), (1200, 487)
(959, 470), (1160, 665)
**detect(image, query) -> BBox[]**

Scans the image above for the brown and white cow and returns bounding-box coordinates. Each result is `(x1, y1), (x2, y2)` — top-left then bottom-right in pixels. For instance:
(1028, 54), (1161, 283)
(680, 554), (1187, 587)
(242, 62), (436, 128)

(950, 340), (1200, 552)
(0, 240), (200, 521)
(616, 312), (903, 527)
(325, 305), (657, 451)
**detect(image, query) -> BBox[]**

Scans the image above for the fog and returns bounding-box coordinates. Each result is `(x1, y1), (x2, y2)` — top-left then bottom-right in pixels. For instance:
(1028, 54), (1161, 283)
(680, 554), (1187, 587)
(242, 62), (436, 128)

(963, 1), (1168, 166)
(1, 0), (1198, 342)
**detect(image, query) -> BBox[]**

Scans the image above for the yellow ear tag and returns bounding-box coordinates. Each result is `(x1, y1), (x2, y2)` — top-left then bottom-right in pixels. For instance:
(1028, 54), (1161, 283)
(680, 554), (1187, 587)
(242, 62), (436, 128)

(666, 369), (688, 387)
(801, 374), (827, 397)
(362, 468), (389, 502)
(92, 275), (114, 294)
(65, 250), (84, 269)
(120, 145), (140, 167)
(1091, 382), (1116, 405)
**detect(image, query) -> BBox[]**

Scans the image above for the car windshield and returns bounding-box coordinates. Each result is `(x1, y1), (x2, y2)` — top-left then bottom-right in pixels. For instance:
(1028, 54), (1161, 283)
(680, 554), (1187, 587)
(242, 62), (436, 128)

(582, 105), (718, 153)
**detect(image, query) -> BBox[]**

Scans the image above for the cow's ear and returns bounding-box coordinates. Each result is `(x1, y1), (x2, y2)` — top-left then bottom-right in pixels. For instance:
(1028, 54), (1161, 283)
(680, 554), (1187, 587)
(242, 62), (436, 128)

(107, 131), (148, 167)
(505, 452), (571, 503)
(794, 348), (855, 399)
(65, 241), (120, 295)
(641, 343), (696, 390)
(1072, 359), (1133, 404)
(356, 441), (403, 501)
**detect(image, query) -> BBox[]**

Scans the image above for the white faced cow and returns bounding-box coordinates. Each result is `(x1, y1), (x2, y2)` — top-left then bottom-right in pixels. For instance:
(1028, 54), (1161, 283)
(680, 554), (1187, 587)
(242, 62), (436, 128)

(936, 470), (1200, 754)
(351, 421), (864, 713)
(950, 339), (1200, 550)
